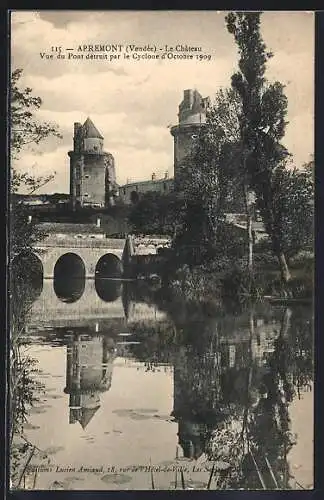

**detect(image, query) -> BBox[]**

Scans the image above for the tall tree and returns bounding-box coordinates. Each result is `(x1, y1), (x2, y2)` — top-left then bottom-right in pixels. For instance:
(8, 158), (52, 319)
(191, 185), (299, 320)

(10, 68), (62, 262)
(226, 12), (293, 284)
(174, 89), (245, 266)
(177, 126), (227, 264)
(256, 162), (314, 264)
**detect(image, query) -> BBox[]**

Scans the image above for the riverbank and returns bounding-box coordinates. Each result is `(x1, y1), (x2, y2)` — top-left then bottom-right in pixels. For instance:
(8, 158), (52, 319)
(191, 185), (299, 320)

(161, 251), (313, 308)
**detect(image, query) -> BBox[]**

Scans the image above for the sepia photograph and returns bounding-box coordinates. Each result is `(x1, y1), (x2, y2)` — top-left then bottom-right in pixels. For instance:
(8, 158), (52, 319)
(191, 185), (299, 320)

(9, 10), (314, 491)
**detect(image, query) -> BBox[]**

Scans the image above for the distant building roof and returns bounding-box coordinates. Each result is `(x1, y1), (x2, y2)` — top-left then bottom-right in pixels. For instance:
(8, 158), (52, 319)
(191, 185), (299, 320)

(120, 178), (174, 188)
(36, 222), (104, 234)
(82, 117), (104, 139)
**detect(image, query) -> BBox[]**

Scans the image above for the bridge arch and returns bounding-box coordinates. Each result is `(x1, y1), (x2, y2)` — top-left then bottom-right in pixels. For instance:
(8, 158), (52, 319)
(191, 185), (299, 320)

(53, 252), (86, 303)
(95, 278), (122, 302)
(95, 253), (123, 279)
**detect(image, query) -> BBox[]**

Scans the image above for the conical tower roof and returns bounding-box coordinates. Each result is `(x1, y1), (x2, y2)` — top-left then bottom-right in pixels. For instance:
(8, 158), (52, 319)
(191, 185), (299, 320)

(82, 117), (104, 139)
(79, 405), (101, 429)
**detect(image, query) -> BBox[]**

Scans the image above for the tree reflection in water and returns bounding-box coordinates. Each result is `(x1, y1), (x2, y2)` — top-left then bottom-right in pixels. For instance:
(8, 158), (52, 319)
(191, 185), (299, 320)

(10, 260), (48, 489)
(127, 296), (313, 490)
(9, 269), (313, 490)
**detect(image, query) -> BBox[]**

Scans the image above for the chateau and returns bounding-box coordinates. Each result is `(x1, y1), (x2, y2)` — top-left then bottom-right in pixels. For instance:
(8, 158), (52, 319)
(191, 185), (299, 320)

(68, 89), (209, 209)
(19, 88), (246, 217)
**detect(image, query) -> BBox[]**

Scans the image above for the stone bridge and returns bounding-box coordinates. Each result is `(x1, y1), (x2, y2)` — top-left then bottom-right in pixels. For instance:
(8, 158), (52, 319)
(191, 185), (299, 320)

(34, 237), (127, 279)
(17, 224), (172, 282)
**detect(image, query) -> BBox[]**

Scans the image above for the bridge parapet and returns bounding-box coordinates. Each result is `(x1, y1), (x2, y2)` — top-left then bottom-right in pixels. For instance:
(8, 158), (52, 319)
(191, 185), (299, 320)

(38, 237), (126, 249)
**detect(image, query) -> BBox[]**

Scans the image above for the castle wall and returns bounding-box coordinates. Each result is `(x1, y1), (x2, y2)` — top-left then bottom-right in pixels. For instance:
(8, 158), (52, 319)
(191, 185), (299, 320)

(172, 124), (203, 181)
(82, 154), (106, 207)
(118, 178), (174, 205)
(104, 154), (116, 183)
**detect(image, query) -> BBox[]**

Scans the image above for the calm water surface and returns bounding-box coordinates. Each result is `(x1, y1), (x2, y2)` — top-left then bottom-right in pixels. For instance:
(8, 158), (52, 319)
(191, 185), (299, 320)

(13, 279), (314, 490)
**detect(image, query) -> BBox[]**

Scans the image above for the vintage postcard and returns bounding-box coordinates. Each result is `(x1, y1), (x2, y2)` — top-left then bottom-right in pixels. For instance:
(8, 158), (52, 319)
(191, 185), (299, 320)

(9, 10), (314, 491)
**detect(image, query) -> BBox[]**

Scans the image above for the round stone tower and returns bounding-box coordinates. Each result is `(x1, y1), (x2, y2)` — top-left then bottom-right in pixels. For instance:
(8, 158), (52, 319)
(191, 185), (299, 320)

(170, 89), (209, 188)
(68, 117), (117, 209)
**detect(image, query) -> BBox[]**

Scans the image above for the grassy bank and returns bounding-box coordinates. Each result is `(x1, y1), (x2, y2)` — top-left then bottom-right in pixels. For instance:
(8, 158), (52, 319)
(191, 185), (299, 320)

(163, 251), (313, 307)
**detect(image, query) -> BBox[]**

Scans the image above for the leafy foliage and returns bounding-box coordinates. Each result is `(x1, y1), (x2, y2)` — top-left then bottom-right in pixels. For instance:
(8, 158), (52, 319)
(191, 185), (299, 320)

(10, 68), (62, 160)
(10, 205), (47, 262)
(128, 191), (186, 236)
(10, 68), (62, 263)
(255, 163), (314, 261)
(10, 351), (46, 439)
(173, 90), (247, 266)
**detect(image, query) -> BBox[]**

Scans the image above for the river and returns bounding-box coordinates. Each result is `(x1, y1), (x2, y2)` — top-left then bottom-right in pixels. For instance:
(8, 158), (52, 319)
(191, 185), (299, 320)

(10, 278), (314, 491)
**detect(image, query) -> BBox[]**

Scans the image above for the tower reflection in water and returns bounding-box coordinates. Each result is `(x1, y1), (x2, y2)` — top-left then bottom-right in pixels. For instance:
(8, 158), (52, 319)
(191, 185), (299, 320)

(22, 266), (313, 488)
(64, 333), (117, 429)
(61, 275), (123, 428)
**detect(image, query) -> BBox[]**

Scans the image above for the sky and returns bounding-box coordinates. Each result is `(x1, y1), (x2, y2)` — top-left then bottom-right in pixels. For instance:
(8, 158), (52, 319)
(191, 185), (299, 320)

(10, 10), (314, 194)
